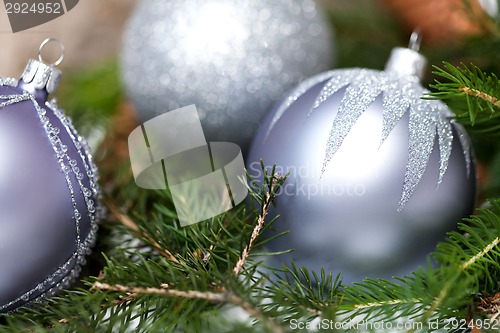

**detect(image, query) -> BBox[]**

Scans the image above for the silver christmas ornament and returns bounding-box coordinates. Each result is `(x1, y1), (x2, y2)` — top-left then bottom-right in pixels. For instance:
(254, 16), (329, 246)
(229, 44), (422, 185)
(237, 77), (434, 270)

(121, 0), (334, 150)
(247, 33), (476, 284)
(478, 0), (498, 18)
(0, 39), (102, 313)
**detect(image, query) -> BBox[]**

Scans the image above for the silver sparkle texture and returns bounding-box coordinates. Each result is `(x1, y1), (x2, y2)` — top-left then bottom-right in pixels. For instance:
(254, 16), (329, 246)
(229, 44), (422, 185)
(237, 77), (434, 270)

(121, 0), (334, 150)
(0, 67), (102, 312)
(313, 69), (470, 208)
(247, 46), (476, 283)
(267, 51), (471, 208)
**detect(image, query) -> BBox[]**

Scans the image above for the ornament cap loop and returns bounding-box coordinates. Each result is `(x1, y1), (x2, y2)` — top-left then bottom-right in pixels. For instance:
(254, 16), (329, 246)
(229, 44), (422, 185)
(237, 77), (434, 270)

(408, 30), (422, 52)
(384, 47), (427, 80)
(38, 38), (65, 67)
(20, 59), (62, 94)
(19, 38), (65, 95)
(385, 31), (427, 80)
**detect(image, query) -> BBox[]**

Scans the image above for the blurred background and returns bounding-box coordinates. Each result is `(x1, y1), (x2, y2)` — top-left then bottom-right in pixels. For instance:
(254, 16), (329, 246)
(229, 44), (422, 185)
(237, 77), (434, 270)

(0, 0), (497, 74)
(0, 0), (137, 77)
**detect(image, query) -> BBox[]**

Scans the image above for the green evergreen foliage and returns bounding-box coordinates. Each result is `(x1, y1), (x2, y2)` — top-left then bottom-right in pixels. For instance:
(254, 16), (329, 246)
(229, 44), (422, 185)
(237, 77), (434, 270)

(5, 1), (500, 332)
(430, 62), (500, 131)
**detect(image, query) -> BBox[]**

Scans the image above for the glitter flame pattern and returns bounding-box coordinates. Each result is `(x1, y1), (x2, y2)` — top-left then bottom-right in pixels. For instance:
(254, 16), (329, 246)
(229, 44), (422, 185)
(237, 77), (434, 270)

(267, 68), (471, 209)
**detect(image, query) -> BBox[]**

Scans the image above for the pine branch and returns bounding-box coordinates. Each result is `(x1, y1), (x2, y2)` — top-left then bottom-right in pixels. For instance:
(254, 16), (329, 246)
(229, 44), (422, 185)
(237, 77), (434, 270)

(92, 282), (222, 301)
(104, 197), (179, 263)
(459, 86), (500, 108)
(262, 264), (342, 321)
(82, 164), (289, 332)
(92, 282), (285, 333)
(352, 298), (421, 311)
(98, 174), (500, 332)
(461, 236), (500, 270)
(429, 62), (500, 133)
(234, 172), (283, 275)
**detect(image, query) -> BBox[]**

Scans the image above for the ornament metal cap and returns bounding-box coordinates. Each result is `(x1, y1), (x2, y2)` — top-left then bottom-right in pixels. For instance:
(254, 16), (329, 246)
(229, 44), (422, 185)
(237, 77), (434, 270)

(20, 38), (64, 94)
(384, 31), (427, 80)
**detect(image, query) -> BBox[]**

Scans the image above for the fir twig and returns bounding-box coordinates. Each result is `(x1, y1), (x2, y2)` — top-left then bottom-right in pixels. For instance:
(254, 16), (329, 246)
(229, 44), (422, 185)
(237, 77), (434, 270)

(352, 298), (421, 311)
(92, 282), (285, 333)
(429, 62), (500, 131)
(234, 172), (283, 275)
(82, 165), (289, 333)
(104, 197), (179, 263)
(459, 86), (500, 108)
(461, 236), (500, 270)
(92, 282), (226, 303)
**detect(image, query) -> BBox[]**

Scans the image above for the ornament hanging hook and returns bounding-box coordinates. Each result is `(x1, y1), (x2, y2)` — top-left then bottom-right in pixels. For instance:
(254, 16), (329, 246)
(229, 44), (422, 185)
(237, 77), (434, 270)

(38, 38), (65, 67)
(408, 30), (422, 52)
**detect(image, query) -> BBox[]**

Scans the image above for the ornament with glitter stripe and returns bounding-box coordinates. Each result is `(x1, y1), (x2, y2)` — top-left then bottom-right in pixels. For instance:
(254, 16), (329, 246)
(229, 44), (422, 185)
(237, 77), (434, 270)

(0, 39), (102, 313)
(247, 34), (476, 284)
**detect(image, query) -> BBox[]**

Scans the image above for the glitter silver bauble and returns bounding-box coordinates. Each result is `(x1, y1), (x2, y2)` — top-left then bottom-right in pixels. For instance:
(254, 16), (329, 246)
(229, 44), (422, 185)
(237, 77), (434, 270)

(0, 40), (102, 313)
(121, 0), (334, 150)
(479, 0), (499, 17)
(247, 38), (476, 284)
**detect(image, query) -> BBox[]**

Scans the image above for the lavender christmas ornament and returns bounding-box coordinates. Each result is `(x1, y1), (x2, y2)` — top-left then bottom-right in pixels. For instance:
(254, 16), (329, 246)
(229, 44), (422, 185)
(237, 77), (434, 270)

(0, 39), (102, 313)
(247, 33), (476, 284)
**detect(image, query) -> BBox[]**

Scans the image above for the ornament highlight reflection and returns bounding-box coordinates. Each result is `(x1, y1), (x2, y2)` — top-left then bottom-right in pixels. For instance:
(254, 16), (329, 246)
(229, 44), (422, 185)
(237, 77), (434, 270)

(179, 3), (248, 59)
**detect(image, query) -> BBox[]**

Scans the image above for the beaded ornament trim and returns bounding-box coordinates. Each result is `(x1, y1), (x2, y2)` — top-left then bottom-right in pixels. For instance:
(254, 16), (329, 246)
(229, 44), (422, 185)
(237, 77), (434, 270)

(0, 78), (102, 312)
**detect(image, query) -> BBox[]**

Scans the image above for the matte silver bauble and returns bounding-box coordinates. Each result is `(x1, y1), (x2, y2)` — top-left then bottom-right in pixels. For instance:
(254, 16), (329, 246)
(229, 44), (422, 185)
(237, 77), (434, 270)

(247, 42), (476, 284)
(121, 0), (334, 150)
(0, 41), (102, 313)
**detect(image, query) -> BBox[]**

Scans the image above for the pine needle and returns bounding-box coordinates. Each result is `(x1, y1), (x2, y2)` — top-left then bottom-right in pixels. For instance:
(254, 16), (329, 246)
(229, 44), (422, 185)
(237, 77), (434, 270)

(429, 62), (500, 132)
